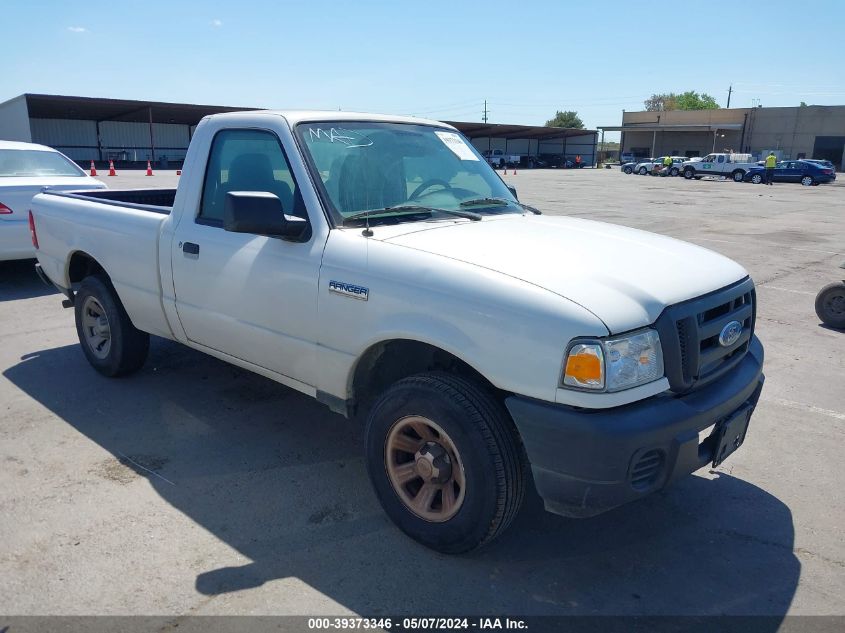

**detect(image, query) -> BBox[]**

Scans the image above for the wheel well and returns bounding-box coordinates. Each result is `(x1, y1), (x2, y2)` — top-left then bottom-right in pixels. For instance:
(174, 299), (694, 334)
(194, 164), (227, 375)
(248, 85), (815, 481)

(351, 340), (499, 418)
(68, 251), (107, 284)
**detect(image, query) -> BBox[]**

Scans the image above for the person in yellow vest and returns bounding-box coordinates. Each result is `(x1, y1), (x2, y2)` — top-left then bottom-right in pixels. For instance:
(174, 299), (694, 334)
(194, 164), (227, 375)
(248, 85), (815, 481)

(662, 155), (673, 176)
(764, 152), (777, 186)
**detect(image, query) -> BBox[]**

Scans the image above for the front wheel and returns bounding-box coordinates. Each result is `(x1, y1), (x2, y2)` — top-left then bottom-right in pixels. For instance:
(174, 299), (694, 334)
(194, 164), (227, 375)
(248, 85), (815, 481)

(751, 173), (763, 184)
(365, 372), (527, 554)
(801, 175), (814, 186)
(815, 282), (845, 329)
(638, 166), (648, 175)
(623, 166), (633, 174)
(683, 169), (695, 179)
(670, 167), (680, 176)
(74, 275), (149, 377)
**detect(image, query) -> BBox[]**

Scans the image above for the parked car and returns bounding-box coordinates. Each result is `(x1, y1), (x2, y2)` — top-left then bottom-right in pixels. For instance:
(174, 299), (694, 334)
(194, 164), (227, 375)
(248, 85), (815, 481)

(621, 160), (640, 174)
(743, 160), (836, 186)
(0, 141), (105, 261)
(32, 110), (765, 554)
(482, 149), (520, 168)
(682, 153), (759, 182)
(634, 156), (686, 176)
(804, 159), (836, 177)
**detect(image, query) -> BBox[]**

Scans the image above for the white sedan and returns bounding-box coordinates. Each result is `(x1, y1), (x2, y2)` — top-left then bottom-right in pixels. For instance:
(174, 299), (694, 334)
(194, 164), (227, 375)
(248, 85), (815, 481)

(633, 156), (687, 176)
(1, 141), (105, 261)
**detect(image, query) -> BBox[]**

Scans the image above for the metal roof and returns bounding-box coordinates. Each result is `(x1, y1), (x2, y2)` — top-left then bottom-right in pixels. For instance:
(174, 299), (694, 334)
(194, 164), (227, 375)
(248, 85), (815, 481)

(6, 94), (598, 139)
(446, 121), (596, 139)
(598, 123), (744, 132)
(20, 93), (259, 124)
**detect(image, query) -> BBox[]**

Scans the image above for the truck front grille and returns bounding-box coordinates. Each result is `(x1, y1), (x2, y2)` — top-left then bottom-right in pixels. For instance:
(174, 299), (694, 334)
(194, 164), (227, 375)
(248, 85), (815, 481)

(656, 278), (756, 393)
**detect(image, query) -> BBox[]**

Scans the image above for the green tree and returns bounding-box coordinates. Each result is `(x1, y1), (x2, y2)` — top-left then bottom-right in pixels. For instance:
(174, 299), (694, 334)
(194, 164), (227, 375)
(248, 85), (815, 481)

(545, 110), (585, 129)
(800, 101), (808, 107)
(644, 91), (721, 111)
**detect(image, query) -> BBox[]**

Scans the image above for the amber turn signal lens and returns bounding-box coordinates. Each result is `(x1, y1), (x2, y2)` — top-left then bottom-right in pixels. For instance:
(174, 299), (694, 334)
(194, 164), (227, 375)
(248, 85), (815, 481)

(562, 343), (605, 389)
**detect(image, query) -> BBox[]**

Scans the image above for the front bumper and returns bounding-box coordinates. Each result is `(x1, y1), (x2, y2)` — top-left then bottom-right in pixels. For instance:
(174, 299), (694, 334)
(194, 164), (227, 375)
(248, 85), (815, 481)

(506, 336), (764, 518)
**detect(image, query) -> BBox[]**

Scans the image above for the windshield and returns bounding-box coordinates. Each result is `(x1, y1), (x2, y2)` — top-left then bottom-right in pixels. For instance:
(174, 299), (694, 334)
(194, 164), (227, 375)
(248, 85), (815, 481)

(0, 149), (85, 177)
(295, 121), (522, 225)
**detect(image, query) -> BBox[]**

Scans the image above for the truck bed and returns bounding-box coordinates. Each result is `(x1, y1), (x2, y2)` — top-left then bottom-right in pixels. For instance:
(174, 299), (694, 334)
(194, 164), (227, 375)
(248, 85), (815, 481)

(32, 187), (177, 340)
(44, 188), (176, 214)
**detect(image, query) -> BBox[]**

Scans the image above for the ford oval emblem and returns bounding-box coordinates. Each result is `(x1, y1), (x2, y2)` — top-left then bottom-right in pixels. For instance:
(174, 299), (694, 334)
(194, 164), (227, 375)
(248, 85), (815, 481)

(719, 320), (743, 347)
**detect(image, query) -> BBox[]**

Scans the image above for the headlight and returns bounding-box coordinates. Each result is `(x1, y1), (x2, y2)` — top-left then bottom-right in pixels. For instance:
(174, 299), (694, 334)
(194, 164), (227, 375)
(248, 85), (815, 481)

(562, 329), (663, 392)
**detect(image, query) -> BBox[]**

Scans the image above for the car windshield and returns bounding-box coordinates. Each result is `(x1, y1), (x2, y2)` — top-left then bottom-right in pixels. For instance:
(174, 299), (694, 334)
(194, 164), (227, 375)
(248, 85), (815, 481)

(0, 149), (84, 177)
(295, 121), (522, 225)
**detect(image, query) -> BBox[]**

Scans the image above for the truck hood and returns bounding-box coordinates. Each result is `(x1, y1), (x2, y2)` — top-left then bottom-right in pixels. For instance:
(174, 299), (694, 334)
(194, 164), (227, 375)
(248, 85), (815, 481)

(379, 215), (748, 333)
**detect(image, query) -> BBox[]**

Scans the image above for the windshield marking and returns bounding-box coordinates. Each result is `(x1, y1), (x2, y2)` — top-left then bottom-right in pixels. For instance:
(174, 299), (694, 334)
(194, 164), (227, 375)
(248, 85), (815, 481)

(307, 127), (374, 149)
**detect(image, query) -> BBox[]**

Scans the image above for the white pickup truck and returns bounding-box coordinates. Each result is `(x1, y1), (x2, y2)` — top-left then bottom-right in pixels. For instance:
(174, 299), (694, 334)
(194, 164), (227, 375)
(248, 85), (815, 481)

(482, 148), (521, 168)
(681, 153), (758, 182)
(31, 110), (765, 553)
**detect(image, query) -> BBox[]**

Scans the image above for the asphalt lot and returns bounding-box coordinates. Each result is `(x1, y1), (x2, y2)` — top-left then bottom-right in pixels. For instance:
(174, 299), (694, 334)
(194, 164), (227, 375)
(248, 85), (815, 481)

(1, 168), (843, 619)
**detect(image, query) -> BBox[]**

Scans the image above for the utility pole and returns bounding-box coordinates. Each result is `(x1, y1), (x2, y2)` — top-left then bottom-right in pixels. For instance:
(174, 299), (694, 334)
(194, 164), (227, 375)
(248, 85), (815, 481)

(482, 100), (488, 123)
(727, 85), (732, 108)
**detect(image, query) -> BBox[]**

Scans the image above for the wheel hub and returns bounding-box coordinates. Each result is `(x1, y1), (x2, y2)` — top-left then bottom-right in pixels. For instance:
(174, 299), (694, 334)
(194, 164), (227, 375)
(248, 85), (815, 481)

(384, 415), (466, 522)
(826, 294), (845, 315)
(415, 442), (452, 484)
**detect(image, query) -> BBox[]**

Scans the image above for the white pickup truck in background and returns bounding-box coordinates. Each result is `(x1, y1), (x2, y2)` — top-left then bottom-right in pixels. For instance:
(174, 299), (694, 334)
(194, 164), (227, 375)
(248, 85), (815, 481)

(682, 153), (758, 182)
(482, 148), (521, 167)
(31, 110), (765, 553)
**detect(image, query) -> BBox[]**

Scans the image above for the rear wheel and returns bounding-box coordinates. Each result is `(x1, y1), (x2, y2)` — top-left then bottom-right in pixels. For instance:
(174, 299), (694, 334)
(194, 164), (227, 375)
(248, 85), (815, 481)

(670, 167), (680, 176)
(74, 275), (149, 377)
(365, 372), (527, 554)
(815, 282), (845, 329)
(801, 175), (814, 186)
(732, 170), (745, 182)
(683, 168), (695, 179)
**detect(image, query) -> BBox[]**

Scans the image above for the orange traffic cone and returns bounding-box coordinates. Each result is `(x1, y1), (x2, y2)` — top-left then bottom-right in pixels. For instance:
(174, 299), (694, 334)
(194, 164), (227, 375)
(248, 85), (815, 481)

(108, 160), (116, 176)
(89, 160), (97, 176)
(146, 160), (153, 176)
(503, 167), (508, 175)
(513, 166), (517, 175)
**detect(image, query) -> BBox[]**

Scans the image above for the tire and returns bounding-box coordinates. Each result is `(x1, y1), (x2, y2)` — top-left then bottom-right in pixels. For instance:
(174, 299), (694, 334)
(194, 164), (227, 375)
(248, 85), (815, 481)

(623, 166), (633, 174)
(732, 170), (745, 182)
(74, 275), (149, 377)
(683, 168), (695, 180)
(638, 166), (648, 175)
(364, 372), (527, 554)
(751, 173), (763, 184)
(801, 175), (814, 186)
(815, 282), (845, 329)
(670, 167), (680, 176)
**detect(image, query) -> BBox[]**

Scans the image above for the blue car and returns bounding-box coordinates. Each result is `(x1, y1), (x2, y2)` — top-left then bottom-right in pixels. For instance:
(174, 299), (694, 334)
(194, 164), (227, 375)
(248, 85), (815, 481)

(743, 159), (836, 186)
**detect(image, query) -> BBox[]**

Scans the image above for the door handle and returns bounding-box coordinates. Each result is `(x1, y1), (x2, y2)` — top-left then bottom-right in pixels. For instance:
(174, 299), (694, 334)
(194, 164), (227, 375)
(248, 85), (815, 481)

(182, 242), (200, 256)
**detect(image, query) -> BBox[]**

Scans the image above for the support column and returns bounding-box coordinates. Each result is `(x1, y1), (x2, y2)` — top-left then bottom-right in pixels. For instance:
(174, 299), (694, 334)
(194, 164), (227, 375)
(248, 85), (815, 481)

(148, 107), (156, 163)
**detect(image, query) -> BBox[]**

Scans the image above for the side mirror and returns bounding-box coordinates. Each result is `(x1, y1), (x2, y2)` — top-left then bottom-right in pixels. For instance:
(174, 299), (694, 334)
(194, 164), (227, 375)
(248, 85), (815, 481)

(507, 185), (518, 200)
(223, 191), (307, 239)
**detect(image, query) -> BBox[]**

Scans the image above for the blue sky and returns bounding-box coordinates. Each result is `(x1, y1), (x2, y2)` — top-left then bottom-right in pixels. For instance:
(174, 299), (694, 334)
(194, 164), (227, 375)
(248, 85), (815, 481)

(3, 0), (844, 139)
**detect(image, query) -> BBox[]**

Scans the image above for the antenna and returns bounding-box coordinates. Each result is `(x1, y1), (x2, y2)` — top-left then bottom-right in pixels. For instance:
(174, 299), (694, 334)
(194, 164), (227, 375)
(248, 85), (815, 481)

(482, 100), (488, 123)
(727, 84), (732, 108)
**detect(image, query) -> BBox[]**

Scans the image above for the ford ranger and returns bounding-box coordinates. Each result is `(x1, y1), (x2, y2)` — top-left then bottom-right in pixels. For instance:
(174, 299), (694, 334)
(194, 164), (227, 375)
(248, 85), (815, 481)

(682, 152), (758, 182)
(30, 111), (765, 553)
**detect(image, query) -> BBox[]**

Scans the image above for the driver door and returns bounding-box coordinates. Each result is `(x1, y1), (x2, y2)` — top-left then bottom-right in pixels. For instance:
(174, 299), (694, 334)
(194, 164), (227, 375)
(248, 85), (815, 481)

(170, 127), (323, 388)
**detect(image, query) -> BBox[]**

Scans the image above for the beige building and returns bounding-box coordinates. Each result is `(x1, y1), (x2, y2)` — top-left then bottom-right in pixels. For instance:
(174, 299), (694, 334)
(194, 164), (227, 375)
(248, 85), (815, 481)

(601, 105), (845, 169)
